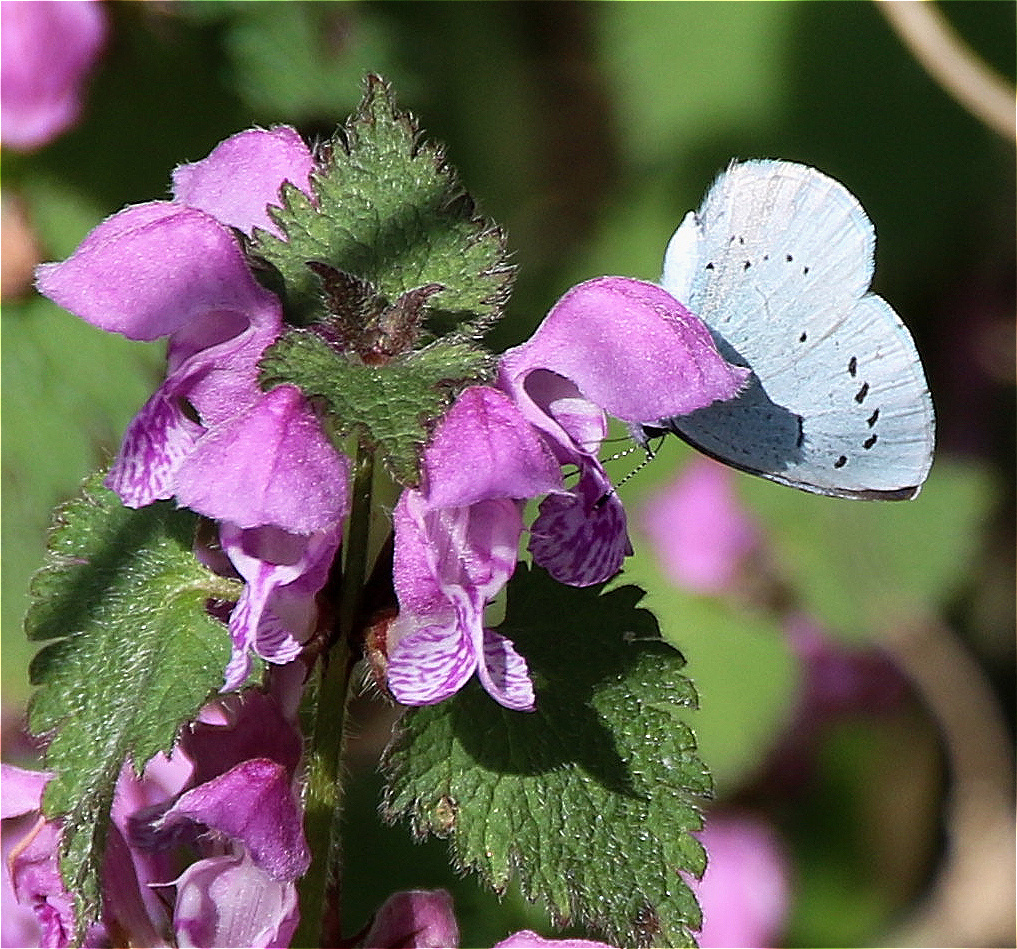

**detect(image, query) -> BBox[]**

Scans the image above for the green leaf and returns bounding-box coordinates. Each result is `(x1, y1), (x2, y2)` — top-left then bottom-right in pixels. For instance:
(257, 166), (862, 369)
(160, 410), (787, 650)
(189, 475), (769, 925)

(260, 330), (491, 485)
(25, 473), (239, 931)
(616, 544), (800, 796)
(250, 75), (512, 335)
(382, 564), (709, 948)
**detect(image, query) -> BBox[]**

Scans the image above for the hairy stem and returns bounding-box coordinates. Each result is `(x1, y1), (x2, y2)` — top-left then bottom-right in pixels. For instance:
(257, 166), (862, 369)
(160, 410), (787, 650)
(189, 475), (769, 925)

(294, 443), (375, 947)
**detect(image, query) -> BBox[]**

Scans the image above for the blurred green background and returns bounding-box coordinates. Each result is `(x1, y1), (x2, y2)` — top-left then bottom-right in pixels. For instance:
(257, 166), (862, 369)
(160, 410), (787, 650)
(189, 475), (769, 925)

(3, 2), (1013, 946)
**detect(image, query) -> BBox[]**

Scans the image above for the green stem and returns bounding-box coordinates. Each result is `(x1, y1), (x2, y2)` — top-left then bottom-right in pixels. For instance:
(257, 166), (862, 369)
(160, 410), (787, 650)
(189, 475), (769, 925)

(294, 444), (375, 948)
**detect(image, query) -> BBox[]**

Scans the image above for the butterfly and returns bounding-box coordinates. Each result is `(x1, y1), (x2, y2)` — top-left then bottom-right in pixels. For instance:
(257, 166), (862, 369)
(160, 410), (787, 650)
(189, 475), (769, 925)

(637, 159), (935, 500)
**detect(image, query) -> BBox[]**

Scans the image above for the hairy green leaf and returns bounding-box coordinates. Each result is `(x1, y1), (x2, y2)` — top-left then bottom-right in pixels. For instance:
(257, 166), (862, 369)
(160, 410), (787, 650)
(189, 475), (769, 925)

(25, 473), (239, 931)
(382, 564), (709, 947)
(250, 75), (512, 336)
(260, 330), (491, 485)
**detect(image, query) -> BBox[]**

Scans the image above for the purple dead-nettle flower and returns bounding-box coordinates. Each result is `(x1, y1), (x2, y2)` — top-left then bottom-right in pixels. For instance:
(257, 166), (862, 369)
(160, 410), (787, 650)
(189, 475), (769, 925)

(690, 812), (790, 949)
(0, 689), (308, 949)
(217, 523), (340, 690)
(361, 889), (460, 948)
(387, 385), (562, 711)
(1, 765), (80, 948)
(498, 276), (749, 587)
(0, 0), (107, 152)
(35, 127), (350, 685)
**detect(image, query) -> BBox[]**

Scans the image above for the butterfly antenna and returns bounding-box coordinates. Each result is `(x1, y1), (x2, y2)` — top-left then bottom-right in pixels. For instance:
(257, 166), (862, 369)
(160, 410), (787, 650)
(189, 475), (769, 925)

(594, 442), (659, 509)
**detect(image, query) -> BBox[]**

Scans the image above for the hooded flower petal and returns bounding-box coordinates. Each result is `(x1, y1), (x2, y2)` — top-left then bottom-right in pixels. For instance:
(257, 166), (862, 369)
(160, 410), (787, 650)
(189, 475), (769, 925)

(418, 385), (562, 509)
(35, 203), (280, 341)
(173, 851), (298, 949)
(499, 276), (748, 428)
(174, 384), (350, 533)
(498, 276), (748, 587)
(149, 758), (308, 882)
(363, 889), (460, 949)
(172, 127), (315, 238)
(0, 0), (106, 152)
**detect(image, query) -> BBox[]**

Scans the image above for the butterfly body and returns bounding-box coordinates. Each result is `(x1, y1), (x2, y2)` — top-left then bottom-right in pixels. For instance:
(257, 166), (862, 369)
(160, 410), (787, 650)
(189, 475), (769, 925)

(644, 160), (935, 500)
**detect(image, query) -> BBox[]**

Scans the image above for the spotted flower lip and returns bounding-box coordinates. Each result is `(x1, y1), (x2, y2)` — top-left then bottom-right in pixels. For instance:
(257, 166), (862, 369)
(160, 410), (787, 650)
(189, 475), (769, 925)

(387, 385), (562, 711)
(498, 276), (749, 587)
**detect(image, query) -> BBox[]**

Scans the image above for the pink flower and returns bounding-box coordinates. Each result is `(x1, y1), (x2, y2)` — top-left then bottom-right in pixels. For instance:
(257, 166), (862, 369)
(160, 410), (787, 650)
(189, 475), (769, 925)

(493, 933), (615, 948)
(362, 889), (460, 948)
(35, 127), (347, 686)
(1, 765), (79, 948)
(499, 276), (748, 588)
(639, 457), (759, 593)
(692, 813), (790, 949)
(360, 888), (617, 949)
(387, 386), (561, 710)
(2, 688), (308, 948)
(0, 0), (107, 151)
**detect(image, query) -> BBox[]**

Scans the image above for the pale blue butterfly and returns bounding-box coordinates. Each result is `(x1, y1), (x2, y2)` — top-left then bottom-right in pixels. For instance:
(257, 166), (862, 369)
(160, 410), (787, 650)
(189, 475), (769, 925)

(637, 159), (935, 500)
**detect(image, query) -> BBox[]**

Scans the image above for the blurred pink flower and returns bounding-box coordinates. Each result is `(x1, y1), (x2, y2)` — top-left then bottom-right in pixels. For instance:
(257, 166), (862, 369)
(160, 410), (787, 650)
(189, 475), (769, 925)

(0, 0), (107, 151)
(361, 888), (617, 949)
(362, 889), (460, 948)
(1, 688), (307, 948)
(639, 457), (758, 593)
(692, 813), (790, 949)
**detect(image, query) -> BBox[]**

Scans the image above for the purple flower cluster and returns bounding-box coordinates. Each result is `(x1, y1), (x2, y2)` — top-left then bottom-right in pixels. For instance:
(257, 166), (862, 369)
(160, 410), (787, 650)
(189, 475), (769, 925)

(36, 127), (349, 692)
(12, 121), (752, 946)
(34, 125), (748, 713)
(2, 686), (307, 947)
(387, 279), (747, 709)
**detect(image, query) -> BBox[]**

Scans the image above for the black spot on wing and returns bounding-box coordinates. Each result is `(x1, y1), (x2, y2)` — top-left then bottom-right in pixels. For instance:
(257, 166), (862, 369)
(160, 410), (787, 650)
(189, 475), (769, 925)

(834, 455), (847, 469)
(863, 434), (878, 450)
(866, 408), (879, 427)
(848, 356), (857, 377)
(854, 382), (870, 403)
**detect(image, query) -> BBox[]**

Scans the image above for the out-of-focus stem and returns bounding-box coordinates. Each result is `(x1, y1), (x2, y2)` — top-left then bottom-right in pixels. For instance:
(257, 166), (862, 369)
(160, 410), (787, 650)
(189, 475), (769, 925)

(877, 0), (1016, 143)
